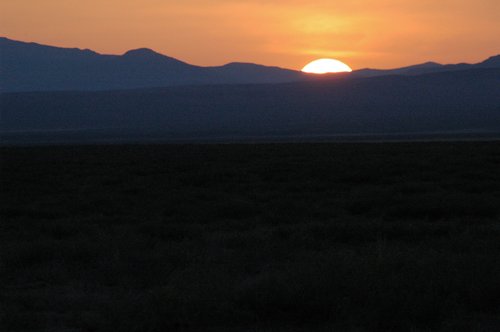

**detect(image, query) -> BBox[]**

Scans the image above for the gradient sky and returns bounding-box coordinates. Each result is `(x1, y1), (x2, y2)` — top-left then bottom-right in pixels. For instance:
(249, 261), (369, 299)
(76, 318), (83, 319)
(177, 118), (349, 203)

(1, 0), (499, 70)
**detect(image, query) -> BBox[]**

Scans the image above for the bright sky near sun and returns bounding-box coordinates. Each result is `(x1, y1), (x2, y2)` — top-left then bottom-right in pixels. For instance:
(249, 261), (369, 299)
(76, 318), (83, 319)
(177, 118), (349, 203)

(1, 0), (499, 70)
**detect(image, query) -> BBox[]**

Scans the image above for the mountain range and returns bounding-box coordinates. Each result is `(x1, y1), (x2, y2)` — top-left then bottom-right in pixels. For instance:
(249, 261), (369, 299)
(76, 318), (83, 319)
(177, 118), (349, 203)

(1, 37), (499, 92)
(350, 56), (500, 78)
(1, 37), (499, 144)
(0, 37), (305, 92)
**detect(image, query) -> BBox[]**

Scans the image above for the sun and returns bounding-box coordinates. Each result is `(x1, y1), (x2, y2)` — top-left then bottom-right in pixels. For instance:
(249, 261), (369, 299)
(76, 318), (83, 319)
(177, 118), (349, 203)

(302, 58), (352, 74)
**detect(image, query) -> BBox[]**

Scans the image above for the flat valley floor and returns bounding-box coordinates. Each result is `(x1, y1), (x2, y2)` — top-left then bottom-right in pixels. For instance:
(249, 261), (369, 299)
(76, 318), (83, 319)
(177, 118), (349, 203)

(2, 142), (500, 331)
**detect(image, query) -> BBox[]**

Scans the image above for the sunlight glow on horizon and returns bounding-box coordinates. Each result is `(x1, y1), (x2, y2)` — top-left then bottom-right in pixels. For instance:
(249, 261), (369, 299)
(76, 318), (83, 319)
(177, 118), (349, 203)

(302, 59), (353, 74)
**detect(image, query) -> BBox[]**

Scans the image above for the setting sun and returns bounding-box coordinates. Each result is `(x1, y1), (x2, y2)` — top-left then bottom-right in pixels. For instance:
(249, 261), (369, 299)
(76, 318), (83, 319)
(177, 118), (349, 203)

(302, 59), (353, 74)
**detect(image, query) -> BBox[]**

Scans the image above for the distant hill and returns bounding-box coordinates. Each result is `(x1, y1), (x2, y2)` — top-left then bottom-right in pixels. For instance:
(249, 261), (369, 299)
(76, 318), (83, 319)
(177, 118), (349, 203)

(1, 37), (499, 143)
(1, 37), (499, 92)
(0, 37), (305, 92)
(477, 55), (500, 67)
(2, 68), (499, 143)
(351, 55), (500, 78)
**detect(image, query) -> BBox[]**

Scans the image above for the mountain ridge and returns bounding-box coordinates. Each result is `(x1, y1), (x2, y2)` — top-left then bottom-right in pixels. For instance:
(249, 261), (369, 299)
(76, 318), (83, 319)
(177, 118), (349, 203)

(2, 68), (499, 142)
(1, 37), (499, 92)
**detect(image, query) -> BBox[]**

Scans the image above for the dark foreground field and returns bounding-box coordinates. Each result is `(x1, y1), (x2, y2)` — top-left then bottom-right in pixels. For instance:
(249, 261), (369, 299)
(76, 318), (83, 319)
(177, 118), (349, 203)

(2, 142), (500, 331)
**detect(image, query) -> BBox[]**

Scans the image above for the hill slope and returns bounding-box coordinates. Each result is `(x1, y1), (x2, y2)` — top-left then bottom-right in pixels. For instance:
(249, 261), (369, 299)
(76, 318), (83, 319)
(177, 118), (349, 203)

(0, 37), (304, 92)
(2, 68), (499, 143)
(352, 55), (500, 78)
(2, 37), (499, 92)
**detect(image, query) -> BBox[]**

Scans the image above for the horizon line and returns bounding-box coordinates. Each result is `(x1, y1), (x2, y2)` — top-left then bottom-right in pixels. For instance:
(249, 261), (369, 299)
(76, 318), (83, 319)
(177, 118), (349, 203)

(1, 35), (499, 72)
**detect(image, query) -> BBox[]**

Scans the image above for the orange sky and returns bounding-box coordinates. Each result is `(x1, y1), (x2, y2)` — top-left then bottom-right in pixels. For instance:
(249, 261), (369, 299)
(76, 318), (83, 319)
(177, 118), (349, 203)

(1, 0), (499, 70)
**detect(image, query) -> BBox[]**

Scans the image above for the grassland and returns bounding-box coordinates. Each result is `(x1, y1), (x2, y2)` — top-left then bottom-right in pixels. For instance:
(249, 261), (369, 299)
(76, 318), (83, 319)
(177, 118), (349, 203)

(1, 142), (500, 331)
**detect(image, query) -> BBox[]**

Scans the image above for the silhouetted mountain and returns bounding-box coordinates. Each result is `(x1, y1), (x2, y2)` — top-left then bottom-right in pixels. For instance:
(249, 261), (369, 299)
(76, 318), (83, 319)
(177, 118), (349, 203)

(0, 37), (305, 92)
(478, 55), (500, 68)
(352, 62), (442, 77)
(353, 55), (500, 78)
(2, 68), (499, 144)
(1, 37), (499, 143)
(122, 48), (173, 60)
(208, 62), (305, 84)
(2, 37), (499, 92)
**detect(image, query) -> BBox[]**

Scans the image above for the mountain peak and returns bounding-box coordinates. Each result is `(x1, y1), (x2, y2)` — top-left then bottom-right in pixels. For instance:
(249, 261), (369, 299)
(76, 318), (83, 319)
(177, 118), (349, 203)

(222, 62), (263, 68)
(123, 48), (162, 57)
(417, 61), (442, 68)
(121, 48), (190, 66)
